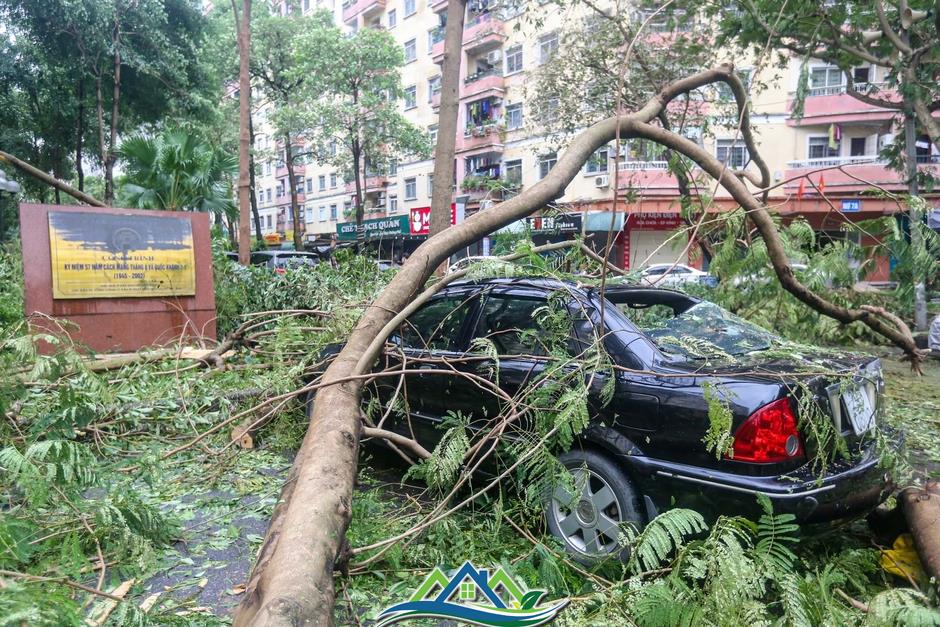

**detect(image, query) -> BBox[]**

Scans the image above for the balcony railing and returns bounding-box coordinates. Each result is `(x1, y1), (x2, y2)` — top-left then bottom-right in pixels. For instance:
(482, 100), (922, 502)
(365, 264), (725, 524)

(786, 155), (883, 169)
(618, 160), (670, 171)
(464, 67), (500, 84)
(802, 82), (885, 97)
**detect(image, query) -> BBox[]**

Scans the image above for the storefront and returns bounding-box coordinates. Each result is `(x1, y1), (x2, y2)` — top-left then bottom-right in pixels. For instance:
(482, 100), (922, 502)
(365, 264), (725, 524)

(622, 212), (689, 270)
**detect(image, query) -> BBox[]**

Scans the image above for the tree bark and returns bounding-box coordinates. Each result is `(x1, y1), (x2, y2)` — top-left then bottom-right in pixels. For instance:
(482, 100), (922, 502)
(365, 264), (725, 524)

(352, 136), (364, 246)
(0, 150), (104, 207)
(236, 0), (253, 265)
(75, 76), (85, 193)
(427, 0), (467, 239)
(248, 109), (264, 245)
(284, 135), (303, 250)
(104, 20), (121, 205)
(900, 482), (940, 581)
(234, 65), (925, 627)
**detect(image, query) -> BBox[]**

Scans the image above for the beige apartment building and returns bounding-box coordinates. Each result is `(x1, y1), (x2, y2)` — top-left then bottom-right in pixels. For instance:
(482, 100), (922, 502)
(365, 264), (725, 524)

(250, 1), (940, 275)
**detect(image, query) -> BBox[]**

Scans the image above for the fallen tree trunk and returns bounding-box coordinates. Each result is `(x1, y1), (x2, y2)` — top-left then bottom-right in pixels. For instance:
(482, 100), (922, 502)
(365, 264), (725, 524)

(234, 64), (925, 626)
(900, 481), (940, 581)
(0, 150), (105, 207)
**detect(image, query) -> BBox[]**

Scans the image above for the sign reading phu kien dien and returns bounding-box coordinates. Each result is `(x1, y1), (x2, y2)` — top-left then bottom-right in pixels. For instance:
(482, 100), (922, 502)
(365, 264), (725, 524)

(48, 211), (196, 299)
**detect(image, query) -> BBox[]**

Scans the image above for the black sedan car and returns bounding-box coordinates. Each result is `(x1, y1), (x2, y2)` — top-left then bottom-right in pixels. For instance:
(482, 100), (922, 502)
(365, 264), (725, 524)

(343, 278), (893, 562)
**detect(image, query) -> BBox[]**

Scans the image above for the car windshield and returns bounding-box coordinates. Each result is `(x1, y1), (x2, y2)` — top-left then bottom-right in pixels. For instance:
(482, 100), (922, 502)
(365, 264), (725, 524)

(632, 301), (776, 359)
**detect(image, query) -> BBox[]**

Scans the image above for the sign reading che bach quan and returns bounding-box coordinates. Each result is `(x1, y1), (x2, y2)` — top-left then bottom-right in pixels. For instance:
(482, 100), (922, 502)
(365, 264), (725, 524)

(20, 204), (216, 354)
(48, 211), (197, 299)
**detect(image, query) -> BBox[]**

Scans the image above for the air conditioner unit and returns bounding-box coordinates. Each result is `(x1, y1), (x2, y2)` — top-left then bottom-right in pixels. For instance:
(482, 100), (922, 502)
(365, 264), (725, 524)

(485, 50), (502, 64)
(594, 175), (610, 188)
(878, 133), (895, 149)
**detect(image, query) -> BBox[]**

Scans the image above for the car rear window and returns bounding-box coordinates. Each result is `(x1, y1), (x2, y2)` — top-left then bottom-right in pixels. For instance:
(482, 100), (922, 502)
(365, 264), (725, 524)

(620, 301), (776, 359)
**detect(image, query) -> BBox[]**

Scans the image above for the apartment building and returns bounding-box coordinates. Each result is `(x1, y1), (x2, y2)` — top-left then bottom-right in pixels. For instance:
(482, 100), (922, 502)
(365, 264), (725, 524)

(252, 0), (940, 274)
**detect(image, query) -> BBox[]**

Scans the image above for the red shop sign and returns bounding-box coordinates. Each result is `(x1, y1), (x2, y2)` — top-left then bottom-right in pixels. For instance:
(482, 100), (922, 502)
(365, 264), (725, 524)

(409, 204), (457, 235)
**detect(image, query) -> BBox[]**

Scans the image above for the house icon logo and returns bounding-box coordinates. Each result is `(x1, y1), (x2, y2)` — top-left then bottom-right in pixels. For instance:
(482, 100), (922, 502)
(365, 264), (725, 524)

(375, 560), (568, 626)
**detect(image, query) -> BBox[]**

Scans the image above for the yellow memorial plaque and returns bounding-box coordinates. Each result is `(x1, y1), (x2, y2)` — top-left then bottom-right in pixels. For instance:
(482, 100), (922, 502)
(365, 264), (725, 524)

(48, 211), (197, 299)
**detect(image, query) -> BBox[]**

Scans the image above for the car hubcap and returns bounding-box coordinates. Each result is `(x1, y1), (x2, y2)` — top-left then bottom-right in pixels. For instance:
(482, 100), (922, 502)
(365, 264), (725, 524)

(551, 468), (624, 555)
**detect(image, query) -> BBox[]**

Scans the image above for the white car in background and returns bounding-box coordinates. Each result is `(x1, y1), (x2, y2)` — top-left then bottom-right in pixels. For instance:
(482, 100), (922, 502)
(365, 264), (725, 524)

(639, 263), (718, 288)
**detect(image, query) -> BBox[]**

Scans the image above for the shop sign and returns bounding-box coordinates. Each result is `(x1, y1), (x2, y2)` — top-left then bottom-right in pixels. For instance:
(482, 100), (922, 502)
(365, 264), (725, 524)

(48, 211), (196, 299)
(628, 212), (683, 230)
(408, 204), (458, 235)
(337, 214), (409, 241)
(524, 214), (582, 234)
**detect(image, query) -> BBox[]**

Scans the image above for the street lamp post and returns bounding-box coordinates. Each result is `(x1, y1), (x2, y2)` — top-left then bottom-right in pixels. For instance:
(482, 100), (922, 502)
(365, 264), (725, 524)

(0, 170), (22, 243)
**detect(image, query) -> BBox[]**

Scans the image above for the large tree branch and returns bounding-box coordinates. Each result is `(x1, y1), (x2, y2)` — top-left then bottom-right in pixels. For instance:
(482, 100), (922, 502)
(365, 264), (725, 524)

(0, 150), (105, 206)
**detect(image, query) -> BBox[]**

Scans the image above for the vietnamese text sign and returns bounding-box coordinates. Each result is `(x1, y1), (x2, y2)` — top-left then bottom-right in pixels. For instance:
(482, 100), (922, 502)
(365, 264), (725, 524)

(48, 211), (196, 299)
(337, 215), (409, 241)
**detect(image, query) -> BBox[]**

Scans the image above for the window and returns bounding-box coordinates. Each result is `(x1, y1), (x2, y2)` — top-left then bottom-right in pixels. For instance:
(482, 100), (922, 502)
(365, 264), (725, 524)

(428, 75), (442, 101)
(388, 8), (396, 27)
(428, 124), (439, 145)
(330, 173), (338, 188)
(389, 162), (398, 176)
(428, 28), (442, 52)
(404, 177), (417, 200)
(475, 295), (552, 356)
(305, 178), (313, 193)
(265, 215), (272, 228)
(505, 103), (523, 130)
(404, 85), (417, 109)
(505, 45), (523, 74)
(404, 38), (417, 62)
(717, 69), (751, 100)
(853, 66), (870, 85)
(427, 175), (434, 197)
(538, 32), (558, 64)
(538, 97), (559, 122)
(809, 136), (839, 159)
(809, 66), (843, 93)
(319, 206), (327, 222)
(716, 139), (748, 168)
(389, 195), (398, 213)
(399, 295), (474, 351)
(850, 137), (868, 157)
(319, 175), (326, 190)
(329, 204), (338, 220)
(266, 188), (272, 203)
(585, 147), (609, 174)
(504, 159), (522, 187)
(404, 0), (415, 16)
(538, 152), (557, 179)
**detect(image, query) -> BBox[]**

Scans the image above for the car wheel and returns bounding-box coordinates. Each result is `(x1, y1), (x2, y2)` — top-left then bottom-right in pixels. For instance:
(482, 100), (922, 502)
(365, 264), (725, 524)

(545, 449), (644, 564)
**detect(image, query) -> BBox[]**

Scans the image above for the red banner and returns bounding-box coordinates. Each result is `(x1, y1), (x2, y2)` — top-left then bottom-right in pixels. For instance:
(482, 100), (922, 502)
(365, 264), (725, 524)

(409, 204), (457, 235)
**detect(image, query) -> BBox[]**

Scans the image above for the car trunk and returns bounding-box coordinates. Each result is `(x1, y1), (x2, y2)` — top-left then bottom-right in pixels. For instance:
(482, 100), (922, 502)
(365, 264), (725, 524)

(665, 351), (883, 469)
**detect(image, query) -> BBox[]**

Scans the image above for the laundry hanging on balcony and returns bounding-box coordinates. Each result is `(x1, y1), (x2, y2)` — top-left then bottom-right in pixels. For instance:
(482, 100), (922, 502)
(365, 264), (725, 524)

(828, 124), (842, 150)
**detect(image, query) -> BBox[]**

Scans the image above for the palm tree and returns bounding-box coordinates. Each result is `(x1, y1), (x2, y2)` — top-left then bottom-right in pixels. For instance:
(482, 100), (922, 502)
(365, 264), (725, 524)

(117, 130), (237, 217)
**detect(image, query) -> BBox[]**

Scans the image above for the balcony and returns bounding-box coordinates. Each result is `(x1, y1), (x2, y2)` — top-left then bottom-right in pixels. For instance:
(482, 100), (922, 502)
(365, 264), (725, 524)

(783, 155), (940, 194)
(276, 163), (305, 178)
(618, 161), (670, 171)
(431, 91), (441, 110)
(463, 14), (506, 54)
(461, 174), (518, 202)
(461, 69), (505, 100)
(342, 0), (385, 23)
(432, 39), (446, 64)
(456, 123), (504, 154)
(430, 0), (447, 12)
(786, 83), (901, 127)
(344, 175), (389, 194)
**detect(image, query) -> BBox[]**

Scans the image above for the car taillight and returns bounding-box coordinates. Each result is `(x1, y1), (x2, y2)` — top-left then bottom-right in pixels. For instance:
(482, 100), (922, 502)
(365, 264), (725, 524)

(727, 398), (804, 463)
